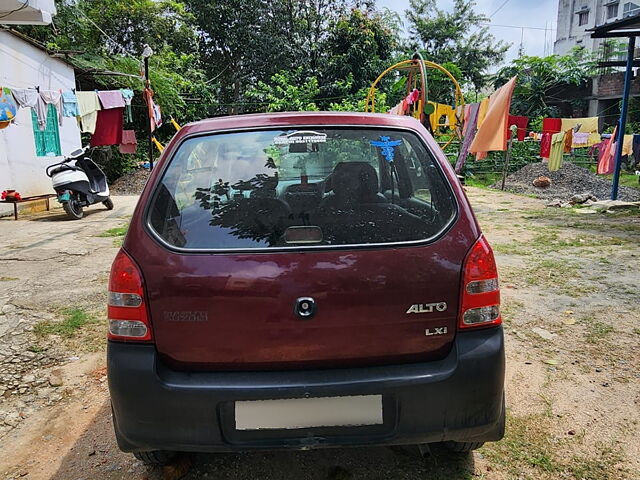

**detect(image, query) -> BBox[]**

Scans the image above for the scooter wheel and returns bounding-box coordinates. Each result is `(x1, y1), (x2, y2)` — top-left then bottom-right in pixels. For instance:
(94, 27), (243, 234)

(63, 200), (84, 220)
(103, 197), (114, 210)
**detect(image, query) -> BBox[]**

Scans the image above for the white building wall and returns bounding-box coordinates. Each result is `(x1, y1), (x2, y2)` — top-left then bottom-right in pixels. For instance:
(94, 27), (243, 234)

(0, 30), (81, 207)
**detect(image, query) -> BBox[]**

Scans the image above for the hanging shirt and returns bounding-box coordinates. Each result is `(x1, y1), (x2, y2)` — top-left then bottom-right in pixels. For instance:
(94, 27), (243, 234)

(572, 131), (590, 147)
(90, 107), (123, 147)
(12, 88), (47, 130)
(119, 129), (137, 154)
(61, 91), (79, 117)
(560, 117), (599, 133)
(542, 118), (562, 134)
(548, 132), (566, 171)
(76, 91), (102, 134)
(540, 132), (552, 159)
(508, 115), (528, 141)
(120, 89), (134, 122)
(97, 90), (126, 109)
(469, 76), (518, 156)
(0, 87), (18, 126)
(40, 90), (62, 126)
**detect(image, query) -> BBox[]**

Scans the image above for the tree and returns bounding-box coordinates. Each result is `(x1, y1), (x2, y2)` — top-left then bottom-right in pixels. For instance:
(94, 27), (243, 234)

(493, 50), (596, 118)
(245, 68), (320, 112)
(321, 8), (399, 97)
(405, 0), (509, 90)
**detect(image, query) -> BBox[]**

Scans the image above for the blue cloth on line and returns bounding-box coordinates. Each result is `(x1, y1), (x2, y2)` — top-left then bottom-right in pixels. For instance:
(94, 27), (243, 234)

(61, 90), (79, 117)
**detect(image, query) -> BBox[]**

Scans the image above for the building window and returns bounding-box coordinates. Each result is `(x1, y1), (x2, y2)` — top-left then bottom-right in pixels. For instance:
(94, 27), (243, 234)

(607, 3), (619, 18)
(578, 11), (589, 26)
(623, 2), (640, 17)
(31, 104), (61, 157)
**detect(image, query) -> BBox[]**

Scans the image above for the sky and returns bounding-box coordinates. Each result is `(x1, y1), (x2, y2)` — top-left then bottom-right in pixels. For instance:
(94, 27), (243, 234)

(376, 0), (559, 66)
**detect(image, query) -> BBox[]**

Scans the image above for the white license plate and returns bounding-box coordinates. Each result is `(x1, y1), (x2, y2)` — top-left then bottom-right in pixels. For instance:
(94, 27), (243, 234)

(235, 395), (383, 430)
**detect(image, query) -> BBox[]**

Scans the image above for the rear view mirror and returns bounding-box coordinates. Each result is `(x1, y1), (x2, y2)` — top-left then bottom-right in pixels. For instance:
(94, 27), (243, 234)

(283, 226), (323, 244)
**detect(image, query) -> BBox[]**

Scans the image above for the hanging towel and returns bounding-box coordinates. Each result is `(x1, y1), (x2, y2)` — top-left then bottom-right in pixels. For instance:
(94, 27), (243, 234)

(469, 76), (518, 156)
(40, 90), (62, 126)
(548, 132), (566, 172)
(508, 115), (528, 141)
(119, 129), (137, 154)
(76, 91), (102, 134)
(572, 131), (590, 147)
(455, 102), (480, 173)
(97, 90), (126, 109)
(61, 91), (79, 117)
(476, 98), (489, 128)
(0, 87), (18, 124)
(564, 129), (573, 153)
(597, 127), (617, 175)
(540, 133), (552, 159)
(143, 88), (163, 132)
(560, 117), (599, 133)
(12, 88), (47, 130)
(120, 89), (134, 122)
(542, 118), (562, 134)
(90, 108), (123, 147)
(622, 134), (633, 156)
(587, 132), (601, 147)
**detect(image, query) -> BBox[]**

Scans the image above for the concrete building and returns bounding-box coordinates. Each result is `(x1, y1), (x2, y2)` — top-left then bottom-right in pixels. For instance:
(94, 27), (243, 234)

(554, 0), (640, 55)
(0, 30), (82, 215)
(0, 0), (56, 25)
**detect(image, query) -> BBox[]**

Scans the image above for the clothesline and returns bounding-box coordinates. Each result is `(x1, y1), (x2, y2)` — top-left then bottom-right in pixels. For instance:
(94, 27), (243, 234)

(0, 85), (166, 155)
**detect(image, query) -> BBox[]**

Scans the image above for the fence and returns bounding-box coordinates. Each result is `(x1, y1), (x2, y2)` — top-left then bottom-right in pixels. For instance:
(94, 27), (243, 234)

(439, 139), (599, 178)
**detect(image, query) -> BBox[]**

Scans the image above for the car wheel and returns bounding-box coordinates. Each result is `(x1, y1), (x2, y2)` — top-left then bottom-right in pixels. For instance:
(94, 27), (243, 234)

(63, 199), (83, 220)
(442, 441), (484, 453)
(133, 450), (176, 466)
(103, 197), (114, 210)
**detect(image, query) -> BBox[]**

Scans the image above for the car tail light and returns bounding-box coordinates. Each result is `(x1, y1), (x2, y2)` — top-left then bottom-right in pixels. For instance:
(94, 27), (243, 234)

(107, 250), (152, 342)
(459, 235), (501, 329)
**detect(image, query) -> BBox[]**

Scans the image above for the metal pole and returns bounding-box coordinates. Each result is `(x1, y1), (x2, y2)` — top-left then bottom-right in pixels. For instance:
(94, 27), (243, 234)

(501, 125), (517, 190)
(144, 56), (153, 172)
(611, 35), (635, 200)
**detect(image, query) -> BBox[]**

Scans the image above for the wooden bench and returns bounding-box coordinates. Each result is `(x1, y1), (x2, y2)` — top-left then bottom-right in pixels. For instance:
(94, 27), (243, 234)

(0, 194), (57, 220)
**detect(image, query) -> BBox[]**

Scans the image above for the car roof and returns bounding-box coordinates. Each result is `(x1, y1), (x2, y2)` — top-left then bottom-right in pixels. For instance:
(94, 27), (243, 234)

(176, 111), (425, 137)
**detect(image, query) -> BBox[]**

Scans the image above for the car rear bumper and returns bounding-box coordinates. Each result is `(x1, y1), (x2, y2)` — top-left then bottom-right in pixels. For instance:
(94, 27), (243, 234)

(108, 326), (505, 453)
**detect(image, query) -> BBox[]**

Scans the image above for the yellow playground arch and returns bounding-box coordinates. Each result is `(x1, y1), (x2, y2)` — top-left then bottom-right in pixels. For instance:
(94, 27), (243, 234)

(365, 53), (464, 147)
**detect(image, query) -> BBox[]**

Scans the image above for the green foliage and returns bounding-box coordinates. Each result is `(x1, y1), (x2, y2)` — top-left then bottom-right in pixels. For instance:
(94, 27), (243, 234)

(246, 68), (321, 112)
(494, 50), (596, 118)
(405, 0), (509, 90)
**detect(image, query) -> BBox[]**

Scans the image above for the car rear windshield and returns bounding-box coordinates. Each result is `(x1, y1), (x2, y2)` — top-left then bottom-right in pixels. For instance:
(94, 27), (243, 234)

(148, 128), (456, 250)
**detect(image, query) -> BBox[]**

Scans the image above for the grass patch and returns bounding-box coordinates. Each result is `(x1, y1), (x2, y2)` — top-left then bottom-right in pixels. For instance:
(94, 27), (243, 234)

(27, 345), (46, 353)
(500, 259), (598, 297)
(0, 276), (18, 281)
(585, 320), (614, 344)
(34, 307), (97, 338)
(98, 223), (129, 246)
(494, 231), (627, 256)
(482, 413), (626, 479)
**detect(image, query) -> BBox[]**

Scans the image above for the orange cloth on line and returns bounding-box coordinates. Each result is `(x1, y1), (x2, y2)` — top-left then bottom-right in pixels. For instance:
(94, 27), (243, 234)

(476, 98), (489, 128)
(469, 76), (518, 155)
(564, 129), (573, 153)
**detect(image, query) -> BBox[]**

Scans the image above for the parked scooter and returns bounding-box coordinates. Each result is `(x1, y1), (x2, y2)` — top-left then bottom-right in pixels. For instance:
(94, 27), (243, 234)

(46, 147), (113, 220)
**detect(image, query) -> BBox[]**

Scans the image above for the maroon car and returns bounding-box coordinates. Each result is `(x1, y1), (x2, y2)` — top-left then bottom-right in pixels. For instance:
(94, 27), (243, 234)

(107, 112), (504, 465)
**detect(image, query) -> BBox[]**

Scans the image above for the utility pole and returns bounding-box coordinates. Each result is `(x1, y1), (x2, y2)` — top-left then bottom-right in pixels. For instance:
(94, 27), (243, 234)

(142, 44), (154, 171)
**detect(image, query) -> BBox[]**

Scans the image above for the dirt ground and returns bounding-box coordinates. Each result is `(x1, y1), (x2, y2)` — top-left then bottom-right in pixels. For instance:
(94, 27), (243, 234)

(0, 188), (638, 480)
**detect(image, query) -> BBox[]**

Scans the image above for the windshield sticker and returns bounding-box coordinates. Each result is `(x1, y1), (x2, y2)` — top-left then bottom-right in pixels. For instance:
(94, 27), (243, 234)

(370, 136), (402, 163)
(274, 131), (327, 146)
